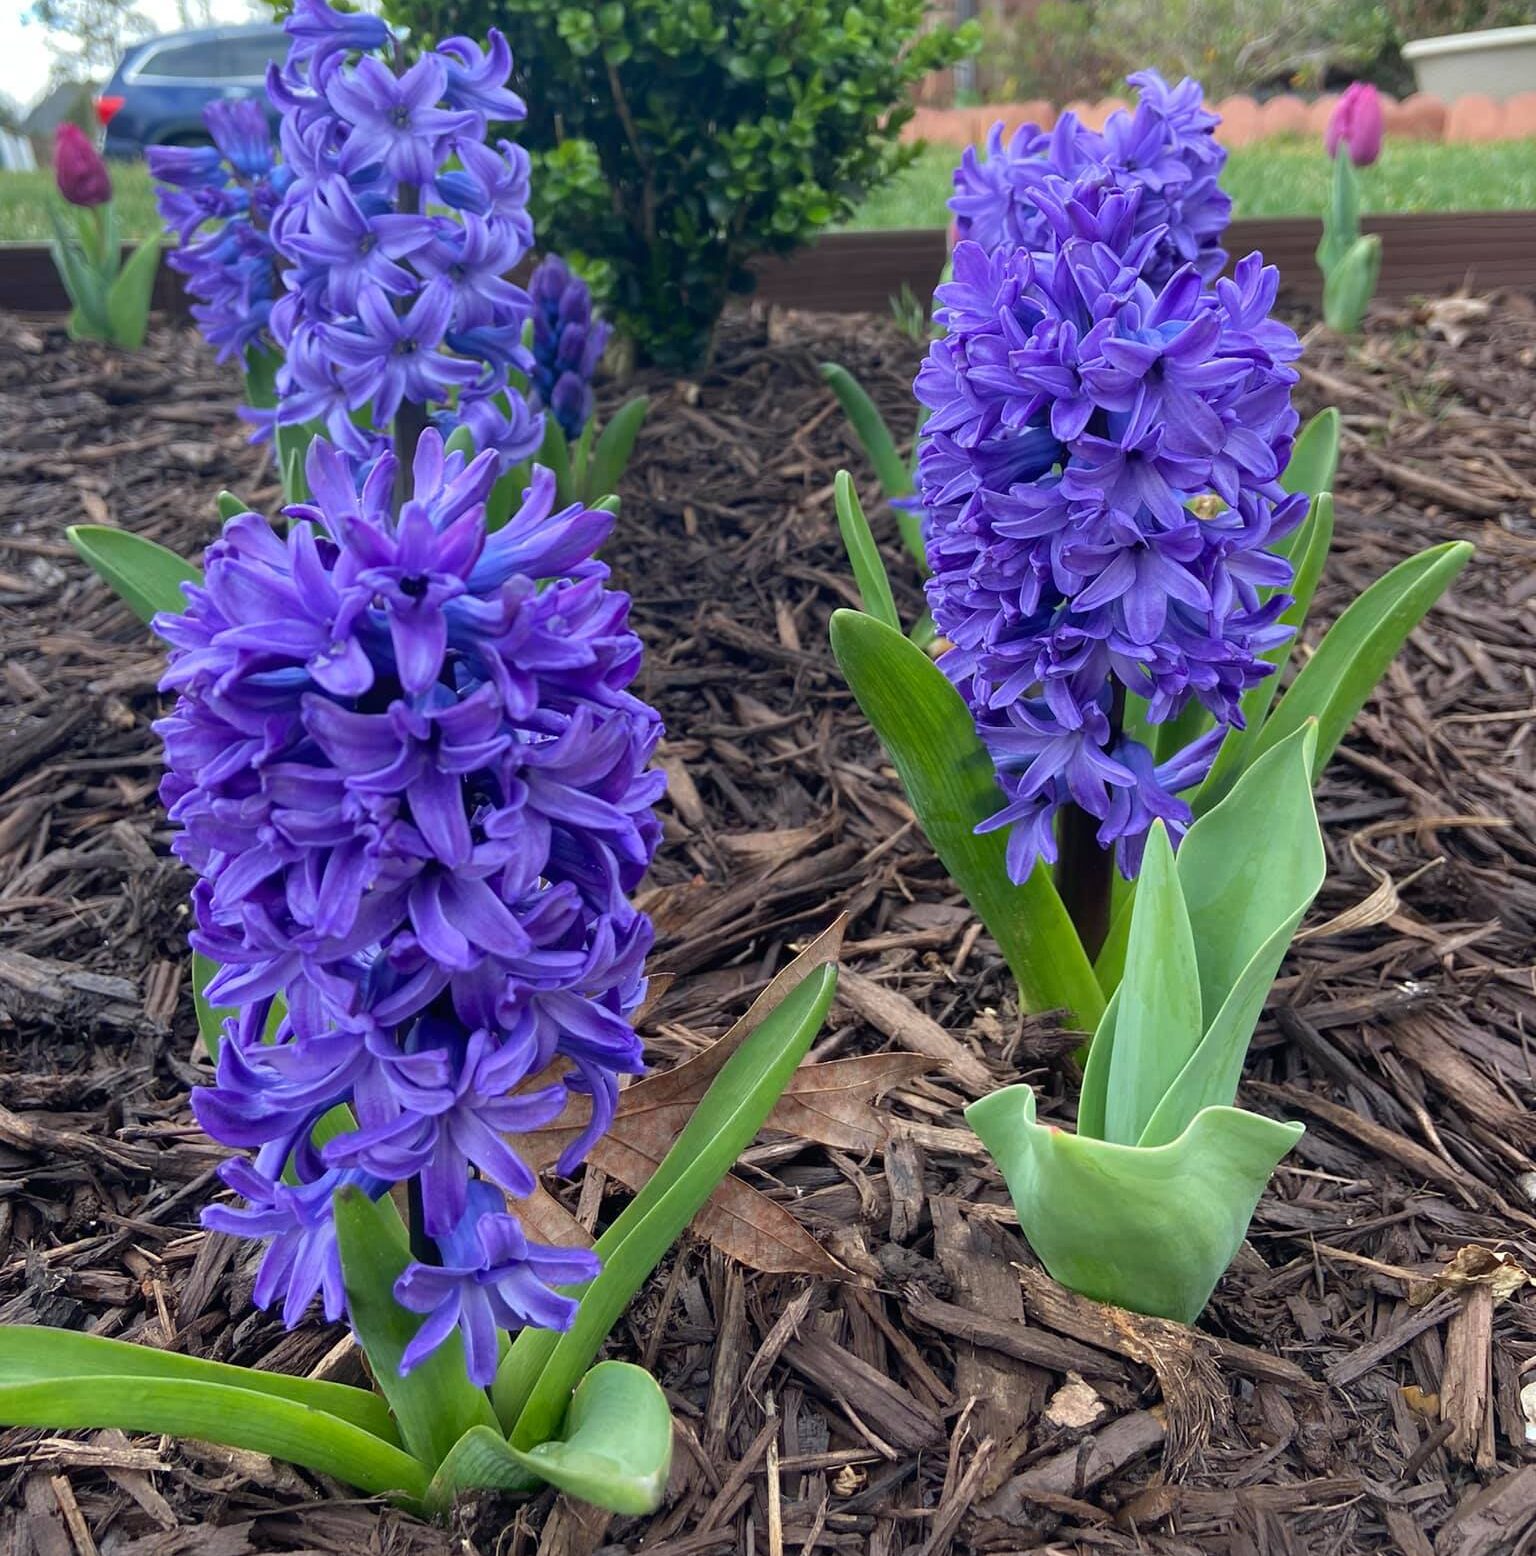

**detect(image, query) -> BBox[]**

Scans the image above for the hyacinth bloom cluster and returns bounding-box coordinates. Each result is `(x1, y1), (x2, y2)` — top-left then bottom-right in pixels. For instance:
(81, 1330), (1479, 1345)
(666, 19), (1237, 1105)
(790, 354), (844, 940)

(917, 177), (1306, 882)
(528, 255), (610, 441)
(263, 0), (542, 469)
(149, 101), (289, 366)
(155, 430), (664, 1382)
(951, 71), (1231, 287)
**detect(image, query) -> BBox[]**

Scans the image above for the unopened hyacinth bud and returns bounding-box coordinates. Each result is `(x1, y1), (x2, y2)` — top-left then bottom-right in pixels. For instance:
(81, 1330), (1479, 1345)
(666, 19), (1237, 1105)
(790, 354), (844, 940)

(917, 174), (1306, 882)
(54, 123), (111, 208)
(1325, 83), (1383, 168)
(156, 430), (664, 1382)
(528, 254), (610, 441)
(950, 69), (1230, 286)
(149, 99), (288, 365)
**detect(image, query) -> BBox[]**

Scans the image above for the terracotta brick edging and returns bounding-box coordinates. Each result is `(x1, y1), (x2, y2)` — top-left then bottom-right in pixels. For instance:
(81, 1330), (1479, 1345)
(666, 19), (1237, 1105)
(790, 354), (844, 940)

(903, 90), (1536, 148)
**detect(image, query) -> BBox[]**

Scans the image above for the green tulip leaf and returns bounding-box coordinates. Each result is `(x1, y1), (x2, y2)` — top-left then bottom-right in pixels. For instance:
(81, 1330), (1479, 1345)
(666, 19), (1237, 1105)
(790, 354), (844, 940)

(833, 470), (900, 631)
(966, 1085), (1302, 1323)
(583, 394), (650, 505)
(1323, 232), (1382, 335)
(0, 1375), (427, 1506)
(829, 608), (1104, 1029)
(1252, 540), (1473, 782)
(333, 1186), (500, 1471)
(1279, 407), (1341, 506)
(1140, 725), (1324, 1147)
(66, 524), (200, 624)
(105, 237), (162, 351)
(1084, 824), (1202, 1146)
(1195, 493), (1335, 812)
(497, 964), (838, 1446)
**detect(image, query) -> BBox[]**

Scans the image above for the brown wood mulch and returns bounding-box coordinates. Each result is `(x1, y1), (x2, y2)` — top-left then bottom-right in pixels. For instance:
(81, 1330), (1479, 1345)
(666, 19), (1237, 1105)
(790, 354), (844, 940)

(0, 288), (1533, 1556)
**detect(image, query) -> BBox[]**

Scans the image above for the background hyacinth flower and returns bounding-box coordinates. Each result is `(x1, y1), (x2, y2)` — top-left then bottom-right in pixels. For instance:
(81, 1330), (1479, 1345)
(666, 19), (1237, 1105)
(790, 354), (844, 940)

(914, 178), (1305, 914)
(264, 0), (544, 476)
(528, 254), (610, 442)
(149, 100), (289, 371)
(154, 428), (664, 1385)
(950, 69), (1231, 286)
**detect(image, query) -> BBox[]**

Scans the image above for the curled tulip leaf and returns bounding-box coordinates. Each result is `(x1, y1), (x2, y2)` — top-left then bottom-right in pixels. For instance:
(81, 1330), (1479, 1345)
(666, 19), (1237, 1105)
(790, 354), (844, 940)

(967, 1085), (1302, 1323)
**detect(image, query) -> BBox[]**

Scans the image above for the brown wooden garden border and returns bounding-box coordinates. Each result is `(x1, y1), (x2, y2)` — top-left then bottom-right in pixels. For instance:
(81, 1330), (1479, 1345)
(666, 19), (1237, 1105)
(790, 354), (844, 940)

(3, 211), (1533, 318)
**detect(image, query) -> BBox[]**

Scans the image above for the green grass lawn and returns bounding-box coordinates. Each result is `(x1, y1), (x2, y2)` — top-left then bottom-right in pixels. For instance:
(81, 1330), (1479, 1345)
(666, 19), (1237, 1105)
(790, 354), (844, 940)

(2, 135), (1534, 242)
(845, 137), (1536, 231)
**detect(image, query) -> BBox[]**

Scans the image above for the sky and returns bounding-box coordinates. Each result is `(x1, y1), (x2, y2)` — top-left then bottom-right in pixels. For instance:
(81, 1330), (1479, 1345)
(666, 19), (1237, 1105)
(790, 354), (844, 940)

(0, 0), (262, 113)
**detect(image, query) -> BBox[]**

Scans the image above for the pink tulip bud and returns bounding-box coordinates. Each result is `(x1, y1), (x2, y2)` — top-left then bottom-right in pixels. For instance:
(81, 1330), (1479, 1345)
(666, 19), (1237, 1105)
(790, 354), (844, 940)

(54, 123), (112, 207)
(1325, 83), (1383, 168)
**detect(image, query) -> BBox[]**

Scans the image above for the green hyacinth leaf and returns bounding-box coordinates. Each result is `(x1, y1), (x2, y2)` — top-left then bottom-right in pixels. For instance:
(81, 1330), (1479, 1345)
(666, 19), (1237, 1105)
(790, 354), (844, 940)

(583, 394), (650, 506)
(966, 1085), (1302, 1323)
(498, 965), (838, 1446)
(1085, 824), (1203, 1147)
(0, 1326), (398, 1442)
(216, 490), (251, 520)
(833, 470), (900, 632)
(829, 608), (1103, 1029)
(1195, 493), (1336, 813)
(821, 361), (911, 500)
(511, 1363), (672, 1515)
(1139, 725), (1324, 1147)
(0, 1375), (427, 1507)
(537, 415), (574, 509)
(1279, 408), (1341, 508)
(105, 236), (162, 351)
(192, 951), (234, 1059)
(1252, 540), (1473, 782)
(66, 524), (200, 625)
(443, 423), (478, 461)
(333, 1187), (499, 1471)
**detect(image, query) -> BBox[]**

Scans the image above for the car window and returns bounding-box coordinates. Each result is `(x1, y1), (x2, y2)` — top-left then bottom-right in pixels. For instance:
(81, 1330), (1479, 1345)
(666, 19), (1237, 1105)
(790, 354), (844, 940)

(138, 34), (284, 79)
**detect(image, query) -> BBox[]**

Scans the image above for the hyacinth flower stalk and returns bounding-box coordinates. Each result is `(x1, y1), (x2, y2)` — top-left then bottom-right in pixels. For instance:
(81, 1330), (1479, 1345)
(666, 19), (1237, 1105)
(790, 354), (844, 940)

(823, 68), (1230, 583)
(1317, 83), (1385, 333)
(34, 424), (841, 1515)
(48, 123), (161, 348)
(828, 166), (1471, 1031)
(523, 253), (650, 509)
(149, 99), (291, 430)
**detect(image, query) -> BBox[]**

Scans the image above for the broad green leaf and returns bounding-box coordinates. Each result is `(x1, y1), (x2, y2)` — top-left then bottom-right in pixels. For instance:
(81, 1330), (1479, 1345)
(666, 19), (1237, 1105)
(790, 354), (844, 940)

(216, 490), (251, 521)
(967, 1085), (1301, 1323)
(67, 524), (200, 624)
(820, 362), (911, 500)
(243, 346), (281, 411)
(510, 1362), (671, 1516)
(444, 423), (477, 461)
(192, 950), (233, 1059)
(1195, 493), (1336, 812)
(333, 1187), (499, 1470)
(0, 1376), (428, 1505)
(833, 470), (899, 632)
(49, 209), (109, 339)
(105, 237), (161, 351)
(1323, 233), (1382, 335)
(583, 394), (649, 505)
(1140, 725), (1324, 1147)
(830, 609), (1103, 1029)
(497, 964), (839, 1446)
(1090, 888), (1135, 1001)
(1252, 541), (1473, 780)
(537, 416), (574, 508)
(1280, 408), (1340, 505)
(1088, 824), (1202, 1146)
(422, 1425), (541, 1512)
(0, 1326), (397, 1442)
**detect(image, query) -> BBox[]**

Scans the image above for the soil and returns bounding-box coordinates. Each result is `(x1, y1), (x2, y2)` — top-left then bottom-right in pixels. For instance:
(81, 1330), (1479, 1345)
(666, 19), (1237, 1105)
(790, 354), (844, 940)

(0, 289), (1534, 1556)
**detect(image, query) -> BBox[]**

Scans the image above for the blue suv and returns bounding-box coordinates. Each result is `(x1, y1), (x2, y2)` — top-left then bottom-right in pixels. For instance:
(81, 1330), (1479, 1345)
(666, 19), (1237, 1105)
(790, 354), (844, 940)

(98, 24), (286, 158)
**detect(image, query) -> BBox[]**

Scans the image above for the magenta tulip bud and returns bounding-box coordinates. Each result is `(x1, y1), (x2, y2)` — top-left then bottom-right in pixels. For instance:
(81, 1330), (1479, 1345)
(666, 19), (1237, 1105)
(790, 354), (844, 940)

(1325, 83), (1383, 168)
(54, 123), (112, 207)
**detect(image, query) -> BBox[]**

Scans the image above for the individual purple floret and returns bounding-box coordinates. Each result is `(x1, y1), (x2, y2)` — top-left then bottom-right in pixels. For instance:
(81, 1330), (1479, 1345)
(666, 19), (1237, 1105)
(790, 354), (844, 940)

(916, 176), (1306, 882)
(528, 254), (611, 441)
(949, 69), (1232, 286)
(149, 98), (289, 366)
(156, 429), (663, 1383)
(265, 0), (544, 470)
